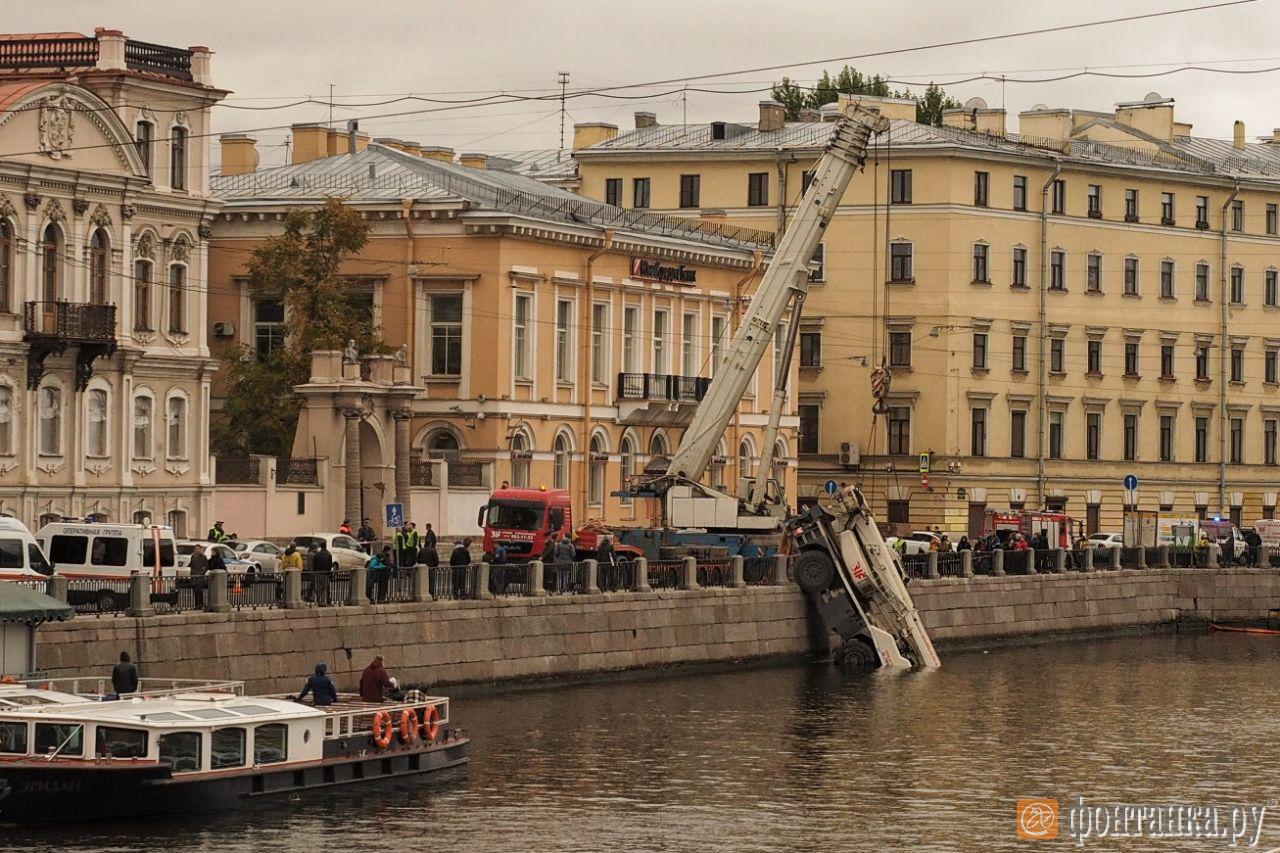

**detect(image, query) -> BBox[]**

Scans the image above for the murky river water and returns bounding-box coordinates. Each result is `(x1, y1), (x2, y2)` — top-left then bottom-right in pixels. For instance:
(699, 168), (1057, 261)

(9, 632), (1280, 852)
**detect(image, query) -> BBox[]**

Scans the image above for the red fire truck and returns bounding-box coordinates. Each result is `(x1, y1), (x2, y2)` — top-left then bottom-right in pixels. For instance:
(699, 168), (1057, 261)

(981, 509), (1080, 548)
(476, 487), (572, 562)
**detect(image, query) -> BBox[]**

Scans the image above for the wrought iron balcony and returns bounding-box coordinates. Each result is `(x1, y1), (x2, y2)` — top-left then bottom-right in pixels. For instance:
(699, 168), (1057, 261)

(617, 372), (711, 403)
(0, 36), (192, 81)
(23, 301), (118, 390)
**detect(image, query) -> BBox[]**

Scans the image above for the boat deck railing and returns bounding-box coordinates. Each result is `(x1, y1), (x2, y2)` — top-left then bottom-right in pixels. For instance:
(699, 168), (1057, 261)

(277, 693), (451, 740)
(12, 677), (245, 705)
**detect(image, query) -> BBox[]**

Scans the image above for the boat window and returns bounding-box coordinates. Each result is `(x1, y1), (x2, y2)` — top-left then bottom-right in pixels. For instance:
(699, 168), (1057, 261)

(186, 708), (236, 720)
(158, 731), (202, 773)
(0, 721), (28, 754)
(34, 722), (83, 757)
(0, 538), (22, 568)
(227, 705), (276, 716)
(96, 726), (148, 759)
(89, 536), (129, 567)
(48, 535), (88, 565)
(143, 712), (190, 722)
(211, 727), (246, 769)
(253, 723), (288, 764)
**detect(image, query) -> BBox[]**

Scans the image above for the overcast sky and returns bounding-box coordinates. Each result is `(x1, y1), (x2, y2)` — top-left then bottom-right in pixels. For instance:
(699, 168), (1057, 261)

(17, 0), (1280, 167)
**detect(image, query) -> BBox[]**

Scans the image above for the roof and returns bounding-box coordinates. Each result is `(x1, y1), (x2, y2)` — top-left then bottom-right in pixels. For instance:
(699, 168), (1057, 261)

(486, 149), (580, 183)
(0, 584), (73, 625)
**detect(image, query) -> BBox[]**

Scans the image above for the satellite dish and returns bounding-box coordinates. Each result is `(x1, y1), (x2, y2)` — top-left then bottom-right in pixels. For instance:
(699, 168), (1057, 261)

(1031, 103), (1048, 111)
(1143, 91), (1163, 103)
(963, 97), (988, 111)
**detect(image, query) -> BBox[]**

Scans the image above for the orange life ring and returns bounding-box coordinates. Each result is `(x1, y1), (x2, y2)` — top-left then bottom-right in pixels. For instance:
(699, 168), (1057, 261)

(399, 708), (419, 744)
(370, 710), (393, 749)
(420, 704), (440, 742)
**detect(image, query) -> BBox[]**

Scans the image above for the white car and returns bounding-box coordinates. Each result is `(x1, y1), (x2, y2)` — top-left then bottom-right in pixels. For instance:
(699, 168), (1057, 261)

(1087, 532), (1124, 549)
(290, 534), (369, 570)
(887, 531), (941, 556)
(176, 541), (254, 574)
(231, 539), (284, 572)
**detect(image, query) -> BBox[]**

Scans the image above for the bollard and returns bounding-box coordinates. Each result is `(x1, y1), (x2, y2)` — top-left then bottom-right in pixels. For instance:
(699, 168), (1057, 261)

(412, 563), (433, 603)
(773, 554), (789, 585)
(1053, 548), (1066, 573)
(1136, 546), (1147, 570)
(1207, 543), (1219, 569)
(926, 552), (939, 579)
(206, 569), (231, 613)
(1157, 544), (1171, 569)
(1025, 549), (1038, 575)
(1259, 545), (1272, 569)
(1108, 547), (1122, 570)
(127, 573), (154, 618)
(282, 570), (304, 609)
(46, 574), (68, 603)
(961, 550), (974, 578)
(633, 557), (651, 593)
(1082, 548), (1094, 572)
(528, 559), (547, 597)
(584, 559), (601, 595)
(474, 563), (494, 601)
(681, 556), (700, 590)
(992, 549), (1005, 576)
(348, 566), (369, 606)
(730, 555), (746, 588)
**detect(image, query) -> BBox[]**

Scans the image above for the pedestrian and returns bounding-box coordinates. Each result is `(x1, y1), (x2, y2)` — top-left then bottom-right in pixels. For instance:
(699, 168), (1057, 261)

(1219, 534), (1235, 567)
(552, 534), (576, 593)
(1014, 534), (1030, 552)
(207, 520), (229, 543)
(423, 522), (438, 551)
(450, 538), (472, 596)
(280, 544), (303, 572)
(500, 480), (510, 489)
(188, 545), (209, 609)
(111, 651), (139, 697)
(339, 519), (353, 536)
(1245, 528), (1262, 566)
(359, 655), (397, 703)
(417, 537), (439, 568)
(597, 534), (616, 566)
(939, 535), (953, 553)
(402, 523), (421, 568)
(311, 542), (334, 605)
(357, 517), (376, 554)
(541, 533), (559, 565)
(296, 661), (338, 707)
(208, 545), (227, 574)
(957, 536), (971, 551)
(368, 546), (393, 603)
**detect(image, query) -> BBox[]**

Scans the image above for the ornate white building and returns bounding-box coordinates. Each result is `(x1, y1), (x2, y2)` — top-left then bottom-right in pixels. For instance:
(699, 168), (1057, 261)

(0, 28), (224, 534)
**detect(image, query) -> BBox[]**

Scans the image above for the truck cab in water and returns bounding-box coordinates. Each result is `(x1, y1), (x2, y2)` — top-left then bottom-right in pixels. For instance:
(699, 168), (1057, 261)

(478, 488), (572, 562)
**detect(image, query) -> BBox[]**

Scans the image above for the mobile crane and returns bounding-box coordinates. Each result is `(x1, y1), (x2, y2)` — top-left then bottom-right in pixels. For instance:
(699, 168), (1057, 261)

(635, 102), (940, 671)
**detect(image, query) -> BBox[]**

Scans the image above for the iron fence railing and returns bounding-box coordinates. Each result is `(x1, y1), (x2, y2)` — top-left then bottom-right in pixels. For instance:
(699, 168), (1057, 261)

(216, 457), (261, 485)
(900, 553), (929, 580)
(1034, 550), (1058, 573)
(648, 560), (683, 589)
(410, 460), (486, 487)
(1119, 547), (1144, 569)
(597, 560), (634, 592)
(971, 552), (995, 576)
(299, 570), (348, 606)
(231, 573), (283, 609)
(1144, 547), (1164, 567)
(936, 553), (964, 578)
(697, 561), (733, 588)
(23, 301), (116, 342)
(431, 565), (476, 600)
(616, 372), (711, 403)
(276, 457), (318, 485)
(490, 563), (530, 596)
(1004, 550), (1032, 576)
(544, 561), (588, 594)
(66, 578), (132, 615)
(123, 39), (192, 80)
(743, 557), (774, 586)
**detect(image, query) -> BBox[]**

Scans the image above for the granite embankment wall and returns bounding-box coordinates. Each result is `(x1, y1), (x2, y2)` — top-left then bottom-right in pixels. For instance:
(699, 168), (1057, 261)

(36, 568), (1280, 693)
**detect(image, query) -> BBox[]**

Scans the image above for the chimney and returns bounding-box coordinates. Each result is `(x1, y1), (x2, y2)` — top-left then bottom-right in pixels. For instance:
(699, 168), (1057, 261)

(419, 146), (454, 162)
(797, 108), (821, 123)
(218, 133), (258, 176)
(941, 108), (970, 130)
(346, 120), (360, 155)
(634, 111), (657, 129)
(819, 103), (841, 122)
(459, 153), (488, 170)
(974, 109), (1006, 137)
(1234, 120), (1246, 150)
(400, 140), (422, 157)
(1272, 129), (1280, 145)
(1018, 106), (1072, 141)
(373, 137), (405, 152)
(93, 28), (126, 72)
(572, 122), (619, 150)
(187, 45), (212, 86)
(291, 123), (330, 165)
(758, 100), (785, 133)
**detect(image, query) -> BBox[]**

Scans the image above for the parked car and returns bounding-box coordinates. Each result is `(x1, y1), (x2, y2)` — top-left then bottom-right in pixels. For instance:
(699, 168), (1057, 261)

(886, 531), (940, 556)
(176, 541), (254, 574)
(1087, 532), (1124, 549)
(290, 534), (369, 570)
(0, 517), (53, 581)
(231, 539), (284, 572)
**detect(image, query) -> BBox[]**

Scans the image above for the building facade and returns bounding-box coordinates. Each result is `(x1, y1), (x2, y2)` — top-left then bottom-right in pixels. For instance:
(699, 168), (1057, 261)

(0, 29), (223, 535)
(573, 94), (1280, 534)
(207, 128), (795, 535)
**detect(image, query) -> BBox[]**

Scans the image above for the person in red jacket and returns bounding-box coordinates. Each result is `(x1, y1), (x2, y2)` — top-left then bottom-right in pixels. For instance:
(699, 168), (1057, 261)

(359, 655), (397, 702)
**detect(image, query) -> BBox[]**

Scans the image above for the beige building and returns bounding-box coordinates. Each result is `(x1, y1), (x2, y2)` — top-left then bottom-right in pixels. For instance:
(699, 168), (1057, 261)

(0, 29), (224, 534)
(572, 93), (1280, 535)
(207, 127), (794, 535)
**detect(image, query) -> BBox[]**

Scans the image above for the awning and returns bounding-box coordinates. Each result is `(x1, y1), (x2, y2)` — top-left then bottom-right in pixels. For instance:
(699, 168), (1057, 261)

(0, 584), (74, 625)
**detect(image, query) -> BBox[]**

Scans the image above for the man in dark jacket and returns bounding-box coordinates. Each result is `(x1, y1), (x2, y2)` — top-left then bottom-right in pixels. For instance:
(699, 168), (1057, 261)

(208, 547), (227, 574)
(449, 539), (471, 597)
(296, 661), (338, 706)
(359, 655), (396, 702)
(111, 651), (139, 696)
(356, 518), (376, 554)
(311, 543), (334, 605)
(188, 547), (209, 609)
(423, 522), (438, 551)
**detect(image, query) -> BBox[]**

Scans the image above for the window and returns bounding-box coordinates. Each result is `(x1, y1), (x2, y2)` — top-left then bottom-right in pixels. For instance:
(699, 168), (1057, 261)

(710, 315), (726, 374)
(1013, 175), (1027, 211)
(887, 406), (911, 454)
(798, 404), (820, 454)
(42, 224), (60, 303)
(1267, 271), (1278, 307)
(159, 731), (201, 773)
(0, 385), (11, 456)
(1161, 344), (1175, 378)
(681, 312), (698, 376)
(1232, 199), (1244, 232)
(679, 174), (700, 208)
(430, 294), (463, 376)
(604, 178), (622, 207)
(1196, 195), (1209, 227)
(1123, 413), (1139, 461)
(254, 724), (288, 765)
(0, 721), (27, 754)
(1124, 188), (1139, 221)
(167, 509), (187, 539)
(1195, 345), (1210, 380)
(890, 169), (912, 204)
(1269, 204), (1279, 236)
(1012, 334), (1026, 372)
(554, 299), (573, 383)
(1050, 251), (1065, 290)
(1268, 420), (1279, 466)
(1088, 184), (1101, 216)
(1195, 417), (1210, 463)
(972, 244), (989, 283)
(1161, 191), (1175, 224)
(513, 294), (532, 380)
(251, 297), (284, 361)
(131, 260), (152, 331)
(552, 433), (570, 490)
(90, 536), (128, 567)
(747, 172), (769, 206)
(38, 385), (61, 455)
(1010, 410), (1027, 458)
(510, 432), (530, 489)
(1231, 417), (1244, 463)
(35, 723), (82, 758)
(773, 322), (787, 378)
(588, 435), (606, 506)
(1051, 179), (1065, 214)
(1231, 267), (1245, 304)
(1050, 338), (1064, 374)
(799, 330), (821, 368)
(49, 534), (87, 564)
(87, 389), (108, 457)
(632, 177), (650, 209)
(890, 243), (913, 282)
(1160, 261), (1175, 298)
(166, 396), (187, 459)
(1267, 349), (1278, 384)
(622, 306), (638, 373)
(1087, 339), (1102, 375)
(1086, 254), (1101, 293)
(974, 171), (989, 207)
(618, 435), (634, 504)
(1124, 341), (1139, 377)
(1196, 263), (1210, 301)
(167, 264), (186, 333)
(809, 243), (826, 283)
(89, 229), (109, 305)
(1123, 257), (1139, 295)
(133, 396), (153, 460)
(652, 310), (668, 372)
(1012, 247), (1027, 287)
(972, 332), (988, 369)
(1231, 346), (1245, 382)
(1049, 412), (1063, 459)
(170, 126), (188, 191)
(591, 303), (608, 384)
(1086, 412), (1101, 461)
(135, 121), (153, 175)
(1155, 414), (1174, 462)
(801, 169), (817, 195)
(889, 331), (912, 368)
(970, 408), (987, 456)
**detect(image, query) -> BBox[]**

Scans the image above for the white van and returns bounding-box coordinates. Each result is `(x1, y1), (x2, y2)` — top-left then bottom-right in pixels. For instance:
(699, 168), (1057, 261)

(0, 517), (54, 581)
(35, 522), (180, 580)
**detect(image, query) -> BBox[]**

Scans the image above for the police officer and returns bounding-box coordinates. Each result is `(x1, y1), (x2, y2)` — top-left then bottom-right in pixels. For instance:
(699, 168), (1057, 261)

(207, 521), (229, 543)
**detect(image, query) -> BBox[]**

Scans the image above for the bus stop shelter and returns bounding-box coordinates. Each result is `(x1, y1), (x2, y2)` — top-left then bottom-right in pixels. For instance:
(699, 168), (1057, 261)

(0, 585), (73, 677)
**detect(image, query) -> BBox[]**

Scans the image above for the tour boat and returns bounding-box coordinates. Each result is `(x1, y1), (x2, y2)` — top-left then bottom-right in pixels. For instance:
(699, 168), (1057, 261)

(0, 677), (468, 823)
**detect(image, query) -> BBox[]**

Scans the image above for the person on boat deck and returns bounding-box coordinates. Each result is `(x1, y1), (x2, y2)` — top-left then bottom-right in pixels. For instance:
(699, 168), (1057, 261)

(111, 651), (139, 696)
(297, 661), (338, 707)
(359, 655), (399, 702)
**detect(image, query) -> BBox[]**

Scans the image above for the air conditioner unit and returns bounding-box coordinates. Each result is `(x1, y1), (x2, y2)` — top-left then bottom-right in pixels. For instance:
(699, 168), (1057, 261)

(1196, 220), (1211, 231)
(212, 321), (235, 338)
(839, 441), (860, 468)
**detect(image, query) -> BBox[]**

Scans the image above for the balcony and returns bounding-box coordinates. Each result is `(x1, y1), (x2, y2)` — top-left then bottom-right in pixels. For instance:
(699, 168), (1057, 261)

(616, 372), (711, 426)
(0, 35), (192, 82)
(23, 301), (118, 390)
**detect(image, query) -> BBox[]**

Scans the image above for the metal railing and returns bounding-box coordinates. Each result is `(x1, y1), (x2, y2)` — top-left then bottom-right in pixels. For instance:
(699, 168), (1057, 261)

(66, 578), (132, 615)
(1144, 546), (1164, 567)
(410, 460), (486, 487)
(544, 561), (587, 594)
(215, 457), (261, 485)
(648, 560), (683, 589)
(597, 560), (634, 592)
(936, 553), (964, 578)
(1119, 547), (1144, 569)
(23, 301), (116, 342)
(5, 579), (49, 593)
(1003, 550), (1032, 576)
(971, 552), (995, 576)
(231, 572), (284, 609)
(616, 372), (711, 403)
(123, 39), (192, 80)
(276, 457), (318, 485)
(900, 553), (929, 579)
(490, 563), (530, 596)
(743, 557), (775, 586)
(697, 561), (733, 588)
(1034, 550), (1058, 573)
(430, 565), (476, 600)
(299, 570), (348, 606)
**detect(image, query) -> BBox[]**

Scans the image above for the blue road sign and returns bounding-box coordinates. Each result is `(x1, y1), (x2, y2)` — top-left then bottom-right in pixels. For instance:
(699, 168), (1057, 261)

(1123, 474), (1139, 491)
(824, 479), (840, 496)
(385, 503), (404, 528)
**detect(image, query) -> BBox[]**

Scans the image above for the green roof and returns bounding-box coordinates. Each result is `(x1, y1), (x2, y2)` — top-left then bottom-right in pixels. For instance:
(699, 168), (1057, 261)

(0, 583), (73, 625)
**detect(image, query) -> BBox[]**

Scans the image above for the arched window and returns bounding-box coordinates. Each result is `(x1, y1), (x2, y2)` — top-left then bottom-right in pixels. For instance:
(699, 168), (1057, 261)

(588, 434), (607, 506)
(772, 439), (788, 484)
(167, 509), (187, 539)
(710, 441), (726, 491)
(0, 385), (12, 456)
(170, 126), (188, 191)
(41, 224), (60, 304)
(38, 385), (61, 456)
(168, 264), (186, 333)
(89, 229), (109, 305)
(0, 219), (11, 312)
(132, 510), (152, 525)
(166, 395), (187, 460)
(619, 435), (635, 506)
(133, 396), (153, 460)
(552, 432), (570, 491)
(649, 432), (669, 459)
(426, 430), (461, 463)
(86, 389), (108, 457)
(133, 259), (152, 332)
(510, 432), (530, 489)
(738, 437), (755, 480)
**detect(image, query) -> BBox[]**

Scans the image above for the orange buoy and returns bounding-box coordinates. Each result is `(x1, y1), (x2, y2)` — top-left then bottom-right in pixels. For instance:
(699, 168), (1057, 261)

(420, 704), (440, 742)
(371, 709), (393, 749)
(399, 708), (419, 744)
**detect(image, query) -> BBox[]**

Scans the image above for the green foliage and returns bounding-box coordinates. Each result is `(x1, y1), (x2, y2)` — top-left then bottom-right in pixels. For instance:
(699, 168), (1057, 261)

(770, 65), (961, 126)
(211, 198), (375, 458)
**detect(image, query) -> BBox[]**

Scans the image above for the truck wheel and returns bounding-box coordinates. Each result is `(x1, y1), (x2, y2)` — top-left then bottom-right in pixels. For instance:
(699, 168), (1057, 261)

(835, 637), (878, 672)
(793, 550), (835, 594)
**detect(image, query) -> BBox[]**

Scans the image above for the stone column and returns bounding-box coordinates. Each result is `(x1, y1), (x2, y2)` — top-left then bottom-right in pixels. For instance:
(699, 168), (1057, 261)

(960, 551), (973, 578)
(343, 410), (363, 527)
(925, 552), (939, 579)
(206, 569), (231, 612)
(127, 574), (154, 618)
(633, 557), (651, 593)
(1207, 543), (1219, 569)
(1054, 549), (1067, 573)
(474, 563), (494, 601)
(282, 571), (304, 609)
(348, 566), (369, 606)
(528, 560), (547, 597)
(991, 550), (1005, 576)
(1258, 545), (1271, 569)
(47, 575), (68, 602)
(412, 563), (432, 603)
(1136, 546), (1147, 570)
(1082, 549), (1094, 572)
(773, 554), (790, 585)
(393, 410), (412, 521)
(681, 556), (700, 591)
(1157, 545), (1171, 569)
(1109, 547), (1122, 570)
(1025, 550), (1038, 575)
(730, 555), (746, 589)
(584, 559), (601, 595)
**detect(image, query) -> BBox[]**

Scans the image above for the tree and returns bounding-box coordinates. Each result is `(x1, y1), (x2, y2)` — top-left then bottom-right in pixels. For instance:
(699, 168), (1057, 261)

(915, 83), (963, 128)
(770, 77), (810, 120)
(770, 65), (960, 126)
(211, 197), (376, 458)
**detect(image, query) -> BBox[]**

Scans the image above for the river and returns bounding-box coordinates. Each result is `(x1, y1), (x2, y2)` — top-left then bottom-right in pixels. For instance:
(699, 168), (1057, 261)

(11, 632), (1280, 851)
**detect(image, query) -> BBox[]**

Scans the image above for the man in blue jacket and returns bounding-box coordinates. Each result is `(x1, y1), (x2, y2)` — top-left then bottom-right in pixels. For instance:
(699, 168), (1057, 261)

(296, 662), (338, 707)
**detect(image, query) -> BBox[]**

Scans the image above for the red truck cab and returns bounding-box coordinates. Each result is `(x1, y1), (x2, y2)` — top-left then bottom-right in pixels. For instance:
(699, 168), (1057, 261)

(478, 487), (572, 562)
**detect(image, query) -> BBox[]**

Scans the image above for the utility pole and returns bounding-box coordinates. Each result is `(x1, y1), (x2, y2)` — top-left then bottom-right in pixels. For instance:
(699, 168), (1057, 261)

(328, 83), (335, 128)
(557, 71), (570, 157)
(683, 85), (688, 127)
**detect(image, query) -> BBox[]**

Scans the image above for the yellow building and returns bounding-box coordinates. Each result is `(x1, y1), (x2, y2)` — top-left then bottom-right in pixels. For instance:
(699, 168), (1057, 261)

(207, 127), (795, 535)
(573, 94), (1280, 535)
